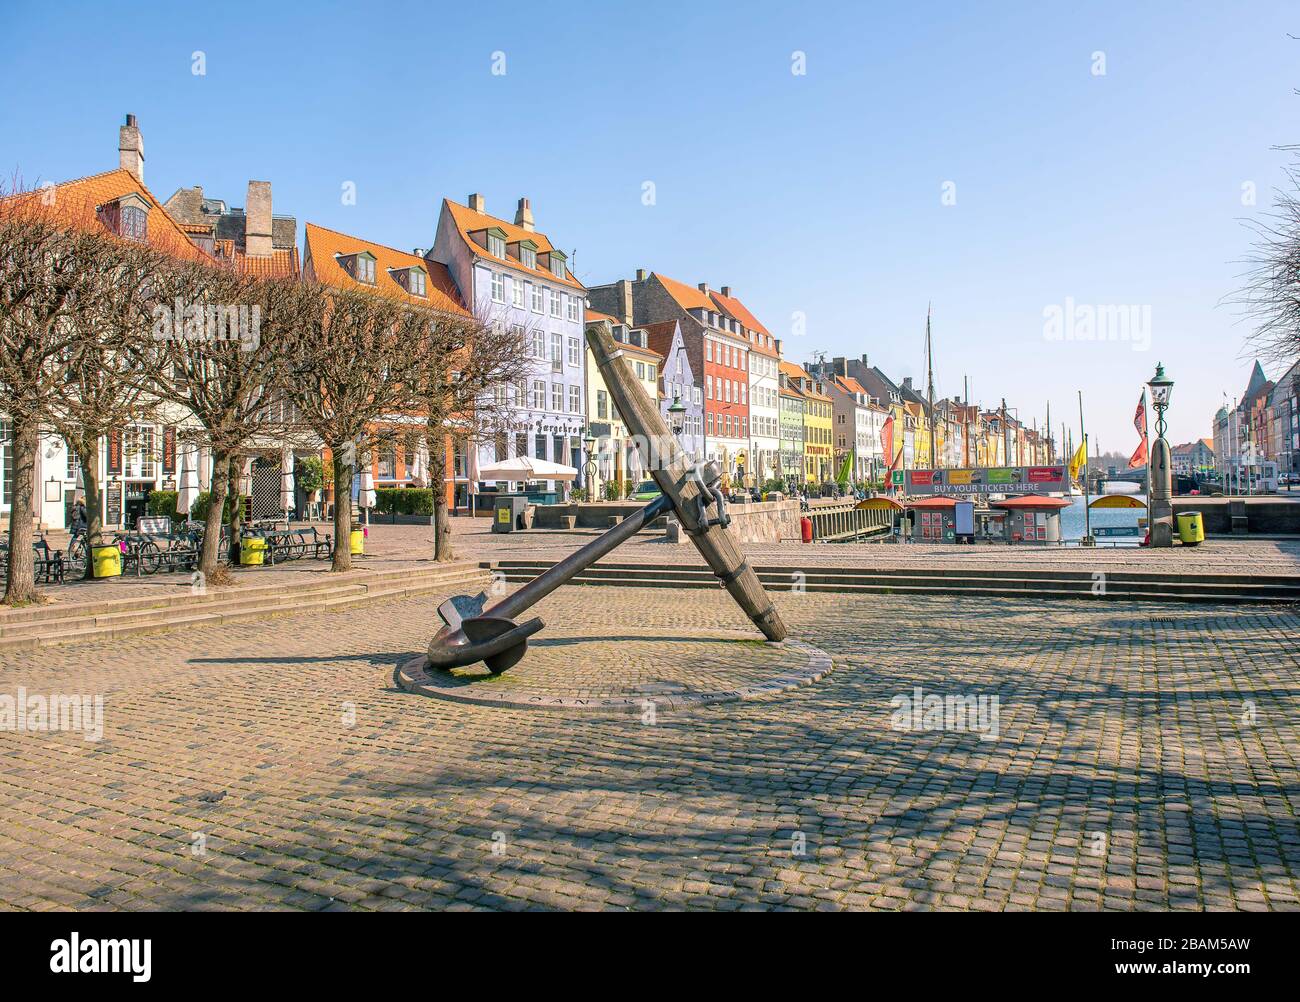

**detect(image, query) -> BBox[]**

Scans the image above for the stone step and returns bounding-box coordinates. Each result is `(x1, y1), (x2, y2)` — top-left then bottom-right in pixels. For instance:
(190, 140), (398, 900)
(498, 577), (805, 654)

(0, 563), (472, 625)
(490, 558), (1299, 590)
(0, 566), (488, 651)
(487, 562), (1300, 605)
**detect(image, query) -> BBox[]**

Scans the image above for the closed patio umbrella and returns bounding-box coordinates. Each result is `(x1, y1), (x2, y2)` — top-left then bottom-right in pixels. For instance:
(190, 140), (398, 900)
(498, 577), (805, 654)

(359, 457), (376, 524)
(177, 445), (199, 517)
(280, 448), (295, 520)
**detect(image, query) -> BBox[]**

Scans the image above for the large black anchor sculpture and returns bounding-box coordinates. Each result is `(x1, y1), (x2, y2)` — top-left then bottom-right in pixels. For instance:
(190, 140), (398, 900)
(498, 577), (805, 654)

(425, 324), (788, 674)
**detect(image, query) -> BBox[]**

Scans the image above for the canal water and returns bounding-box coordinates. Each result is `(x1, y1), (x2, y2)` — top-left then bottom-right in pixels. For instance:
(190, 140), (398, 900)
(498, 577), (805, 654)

(1059, 494), (1147, 543)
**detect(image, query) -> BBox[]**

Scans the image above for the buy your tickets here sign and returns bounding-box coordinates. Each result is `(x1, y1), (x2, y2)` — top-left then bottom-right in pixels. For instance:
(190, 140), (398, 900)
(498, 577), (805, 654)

(903, 465), (1068, 495)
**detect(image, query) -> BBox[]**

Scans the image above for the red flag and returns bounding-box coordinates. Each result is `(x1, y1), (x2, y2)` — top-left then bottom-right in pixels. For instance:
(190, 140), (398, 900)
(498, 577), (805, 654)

(1129, 390), (1149, 468)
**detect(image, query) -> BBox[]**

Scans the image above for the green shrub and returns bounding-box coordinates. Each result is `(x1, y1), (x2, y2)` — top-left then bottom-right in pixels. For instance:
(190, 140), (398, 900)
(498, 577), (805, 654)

(296, 455), (324, 495)
(147, 490), (178, 521)
(405, 489), (434, 516)
(373, 486), (434, 517)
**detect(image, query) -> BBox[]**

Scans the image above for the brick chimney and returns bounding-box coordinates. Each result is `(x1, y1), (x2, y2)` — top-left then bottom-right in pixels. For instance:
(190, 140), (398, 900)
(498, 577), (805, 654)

(514, 197), (535, 232)
(697, 282), (710, 295)
(614, 279), (633, 326)
(635, 269), (647, 282)
(720, 285), (732, 297)
(467, 193), (485, 213)
(118, 114), (144, 183)
(245, 181), (273, 258)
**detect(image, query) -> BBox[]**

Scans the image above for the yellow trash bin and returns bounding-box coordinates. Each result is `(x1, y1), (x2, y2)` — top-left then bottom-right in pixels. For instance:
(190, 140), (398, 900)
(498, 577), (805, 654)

(90, 544), (122, 578)
(349, 528), (365, 555)
(239, 535), (268, 566)
(1175, 510), (1204, 546)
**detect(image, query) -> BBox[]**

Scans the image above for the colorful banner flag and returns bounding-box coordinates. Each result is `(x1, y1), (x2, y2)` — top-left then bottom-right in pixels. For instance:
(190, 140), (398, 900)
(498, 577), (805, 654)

(1068, 442), (1087, 483)
(1129, 390), (1149, 468)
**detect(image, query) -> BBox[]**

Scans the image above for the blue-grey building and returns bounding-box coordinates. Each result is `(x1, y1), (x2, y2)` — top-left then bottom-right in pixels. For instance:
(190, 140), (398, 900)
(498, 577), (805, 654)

(430, 194), (587, 494)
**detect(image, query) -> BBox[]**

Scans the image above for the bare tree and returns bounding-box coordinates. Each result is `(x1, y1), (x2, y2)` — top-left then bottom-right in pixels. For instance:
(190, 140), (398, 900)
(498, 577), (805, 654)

(1231, 156), (1300, 363)
(47, 236), (167, 576)
(0, 198), (130, 602)
(413, 316), (530, 562)
(279, 284), (445, 571)
(145, 263), (306, 580)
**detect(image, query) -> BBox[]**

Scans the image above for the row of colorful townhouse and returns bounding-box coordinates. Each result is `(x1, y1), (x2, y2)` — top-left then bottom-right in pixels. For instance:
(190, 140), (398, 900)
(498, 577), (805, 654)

(1, 114), (1059, 531)
(1212, 359), (1300, 480)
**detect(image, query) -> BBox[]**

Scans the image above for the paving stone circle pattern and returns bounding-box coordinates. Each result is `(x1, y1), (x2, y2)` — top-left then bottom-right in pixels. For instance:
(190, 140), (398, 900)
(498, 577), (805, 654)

(395, 630), (834, 712)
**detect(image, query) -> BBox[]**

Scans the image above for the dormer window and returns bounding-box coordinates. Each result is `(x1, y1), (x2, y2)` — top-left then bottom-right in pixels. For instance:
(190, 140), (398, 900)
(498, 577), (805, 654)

(338, 251), (377, 284)
(97, 193), (150, 241)
(516, 240), (538, 269)
(549, 249), (567, 279)
(402, 266), (427, 297)
(486, 228), (507, 258)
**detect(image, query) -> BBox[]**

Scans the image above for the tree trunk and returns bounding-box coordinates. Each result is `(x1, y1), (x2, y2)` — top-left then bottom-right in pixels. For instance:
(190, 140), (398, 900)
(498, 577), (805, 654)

(199, 450), (230, 579)
(331, 449), (354, 572)
(3, 415), (40, 604)
(78, 438), (103, 581)
(431, 432), (454, 562)
(227, 461), (243, 565)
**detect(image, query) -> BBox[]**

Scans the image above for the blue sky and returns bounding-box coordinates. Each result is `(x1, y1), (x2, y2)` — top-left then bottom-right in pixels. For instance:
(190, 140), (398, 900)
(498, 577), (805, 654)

(4, 0), (1297, 451)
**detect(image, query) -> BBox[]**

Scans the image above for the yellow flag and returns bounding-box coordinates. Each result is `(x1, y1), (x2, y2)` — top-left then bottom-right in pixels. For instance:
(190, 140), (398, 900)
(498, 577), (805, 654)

(1068, 442), (1087, 482)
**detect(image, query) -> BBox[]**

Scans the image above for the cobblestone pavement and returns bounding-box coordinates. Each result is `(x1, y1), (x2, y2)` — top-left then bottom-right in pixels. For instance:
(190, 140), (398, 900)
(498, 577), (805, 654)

(0, 582), (1297, 911)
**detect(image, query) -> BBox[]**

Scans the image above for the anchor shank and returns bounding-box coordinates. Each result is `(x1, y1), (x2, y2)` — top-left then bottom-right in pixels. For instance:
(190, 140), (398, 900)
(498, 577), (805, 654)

(486, 491), (675, 622)
(586, 324), (788, 643)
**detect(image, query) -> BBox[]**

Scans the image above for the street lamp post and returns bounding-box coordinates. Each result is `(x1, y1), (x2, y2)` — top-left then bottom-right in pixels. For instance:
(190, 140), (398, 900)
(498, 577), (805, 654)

(582, 429), (598, 502)
(1148, 362), (1175, 548)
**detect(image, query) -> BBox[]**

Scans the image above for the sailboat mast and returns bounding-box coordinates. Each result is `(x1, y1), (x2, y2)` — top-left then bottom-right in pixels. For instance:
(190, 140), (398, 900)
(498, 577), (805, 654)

(926, 304), (936, 469)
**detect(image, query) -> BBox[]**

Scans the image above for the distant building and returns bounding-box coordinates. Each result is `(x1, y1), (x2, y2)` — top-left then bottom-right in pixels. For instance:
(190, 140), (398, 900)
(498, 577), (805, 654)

(1171, 439), (1215, 476)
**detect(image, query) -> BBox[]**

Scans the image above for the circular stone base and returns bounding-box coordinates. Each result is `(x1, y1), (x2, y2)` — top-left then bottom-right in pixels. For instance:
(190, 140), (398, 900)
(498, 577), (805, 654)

(394, 629), (833, 713)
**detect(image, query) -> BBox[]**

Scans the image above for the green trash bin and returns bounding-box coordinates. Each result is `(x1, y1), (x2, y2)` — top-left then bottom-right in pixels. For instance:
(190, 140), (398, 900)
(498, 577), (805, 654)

(240, 535), (268, 566)
(1175, 510), (1204, 546)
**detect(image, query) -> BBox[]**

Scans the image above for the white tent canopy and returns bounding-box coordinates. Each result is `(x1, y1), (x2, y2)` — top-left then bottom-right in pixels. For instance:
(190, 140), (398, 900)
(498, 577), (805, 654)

(476, 455), (578, 482)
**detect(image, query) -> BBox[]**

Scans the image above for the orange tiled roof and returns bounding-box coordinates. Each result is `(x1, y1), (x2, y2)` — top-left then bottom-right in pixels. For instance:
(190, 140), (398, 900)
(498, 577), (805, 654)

(640, 319), (681, 362)
(709, 288), (772, 340)
(654, 273), (717, 313)
(443, 198), (585, 292)
(584, 308), (621, 325)
(304, 222), (469, 315)
(834, 375), (869, 396)
(3, 168), (208, 261)
(780, 360), (812, 382)
(211, 238), (299, 278)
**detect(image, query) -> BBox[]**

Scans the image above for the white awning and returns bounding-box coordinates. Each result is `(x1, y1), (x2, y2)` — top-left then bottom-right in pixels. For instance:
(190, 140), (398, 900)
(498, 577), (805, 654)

(476, 455), (578, 482)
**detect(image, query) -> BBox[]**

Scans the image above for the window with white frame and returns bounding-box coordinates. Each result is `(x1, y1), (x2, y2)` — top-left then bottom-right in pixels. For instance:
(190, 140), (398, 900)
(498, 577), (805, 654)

(488, 233), (506, 258)
(550, 332), (562, 370)
(567, 337), (579, 366)
(551, 382), (563, 412)
(531, 284), (544, 313)
(521, 246), (536, 269)
(550, 290), (562, 318)
(706, 341), (713, 362)
(550, 254), (566, 279)
(706, 375), (713, 399)
(566, 296), (579, 322)
(512, 277), (524, 307)
(491, 271), (505, 303)
(530, 379), (545, 410)
(531, 329), (545, 359)
(569, 385), (581, 413)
